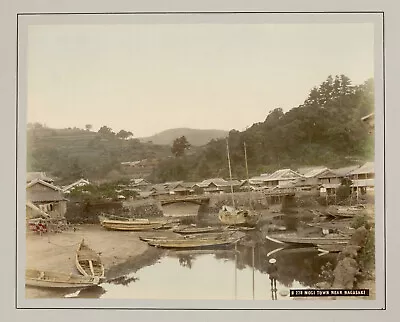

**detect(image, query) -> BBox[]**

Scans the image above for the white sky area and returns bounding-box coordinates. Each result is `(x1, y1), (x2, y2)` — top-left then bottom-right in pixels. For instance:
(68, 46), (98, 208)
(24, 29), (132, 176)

(27, 23), (374, 137)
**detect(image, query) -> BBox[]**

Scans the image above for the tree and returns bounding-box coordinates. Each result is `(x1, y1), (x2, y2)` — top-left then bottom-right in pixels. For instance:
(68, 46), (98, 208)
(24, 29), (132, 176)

(171, 136), (191, 157)
(116, 129), (133, 140)
(85, 124), (93, 131)
(98, 126), (115, 136)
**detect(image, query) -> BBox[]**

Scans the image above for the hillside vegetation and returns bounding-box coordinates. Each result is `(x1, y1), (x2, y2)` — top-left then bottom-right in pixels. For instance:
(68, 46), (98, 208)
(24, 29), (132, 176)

(139, 128), (229, 146)
(149, 75), (374, 183)
(27, 126), (172, 183)
(27, 74), (374, 184)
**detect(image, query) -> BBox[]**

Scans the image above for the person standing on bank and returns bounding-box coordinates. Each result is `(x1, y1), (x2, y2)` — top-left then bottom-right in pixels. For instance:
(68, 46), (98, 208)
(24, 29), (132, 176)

(267, 258), (278, 291)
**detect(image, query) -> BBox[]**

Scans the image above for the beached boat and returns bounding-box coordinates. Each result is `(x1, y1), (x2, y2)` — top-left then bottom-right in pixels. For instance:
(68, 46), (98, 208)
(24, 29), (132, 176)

(100, 217), (179, 231)
(101, 220), (165, 231)
(75, 239), (105, 279)
(25, 269), (100, 289)
(172, 225), (223, 234)
(265, 234), (350, 247)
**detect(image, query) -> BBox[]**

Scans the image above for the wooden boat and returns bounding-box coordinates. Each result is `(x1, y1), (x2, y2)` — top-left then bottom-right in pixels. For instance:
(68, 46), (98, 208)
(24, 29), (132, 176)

(172, 225), (223, 234)
(227, 225), (257, 231)
(266, 234), (350, 247)
(317, 244), (346, 253)
(100, 218), (177, 231)
(218, 206), (260, 226)
(218, 140), (260, 227)
(147, 237), (241, 249)
(140, 232), (232, 243)
(25, 269), (100, 289)
(75, 239), (105, 279)
(99, 213), (180, 225)
(146, 232), (244, 249)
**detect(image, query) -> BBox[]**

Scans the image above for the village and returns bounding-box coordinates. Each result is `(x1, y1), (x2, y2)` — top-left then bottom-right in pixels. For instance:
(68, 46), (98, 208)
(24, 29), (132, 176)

(25, 113), (376, 300)
(22, 18), (377, 300)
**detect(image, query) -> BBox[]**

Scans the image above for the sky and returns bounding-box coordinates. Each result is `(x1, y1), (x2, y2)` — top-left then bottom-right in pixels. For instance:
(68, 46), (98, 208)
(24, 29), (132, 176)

(27, 22), (374, 137)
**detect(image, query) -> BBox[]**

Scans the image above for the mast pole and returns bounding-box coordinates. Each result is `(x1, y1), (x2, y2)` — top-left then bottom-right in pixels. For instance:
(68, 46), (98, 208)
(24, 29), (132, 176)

(226, 138), (235, 208)
(244, 142), (252, 209)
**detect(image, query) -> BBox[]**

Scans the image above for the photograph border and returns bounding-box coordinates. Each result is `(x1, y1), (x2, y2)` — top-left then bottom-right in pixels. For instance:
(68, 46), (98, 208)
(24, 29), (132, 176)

(15, 10), (386, 311)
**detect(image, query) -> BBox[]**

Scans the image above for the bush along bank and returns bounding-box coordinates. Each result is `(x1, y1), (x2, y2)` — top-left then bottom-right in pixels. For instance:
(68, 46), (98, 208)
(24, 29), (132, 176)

(317, 215), (375, 292)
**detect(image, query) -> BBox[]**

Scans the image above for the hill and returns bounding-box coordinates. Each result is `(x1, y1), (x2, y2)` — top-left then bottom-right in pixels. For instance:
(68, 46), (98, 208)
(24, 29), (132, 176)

(149, 75), (375, 183)
(26, 126), (172, 183)
(140, 128), (229, 146)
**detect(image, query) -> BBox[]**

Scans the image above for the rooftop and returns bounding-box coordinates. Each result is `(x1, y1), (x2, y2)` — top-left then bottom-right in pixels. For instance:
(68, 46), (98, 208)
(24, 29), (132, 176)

(261, 169), (304, 181)
(26, 172), (54, 183)
(348, 162), (374, 175)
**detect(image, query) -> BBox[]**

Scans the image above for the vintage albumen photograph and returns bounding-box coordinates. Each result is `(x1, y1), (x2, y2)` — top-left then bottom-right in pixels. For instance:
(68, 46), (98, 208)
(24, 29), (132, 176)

(24, 17), (377, 301)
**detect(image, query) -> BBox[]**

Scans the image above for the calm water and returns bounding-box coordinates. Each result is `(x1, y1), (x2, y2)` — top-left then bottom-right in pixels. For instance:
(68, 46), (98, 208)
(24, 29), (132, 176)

(68, 241), (337, 300)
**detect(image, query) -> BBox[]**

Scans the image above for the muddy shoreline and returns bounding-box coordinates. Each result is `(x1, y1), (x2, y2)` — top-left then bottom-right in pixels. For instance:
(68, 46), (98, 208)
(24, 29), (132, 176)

(25, 224), (163, 298)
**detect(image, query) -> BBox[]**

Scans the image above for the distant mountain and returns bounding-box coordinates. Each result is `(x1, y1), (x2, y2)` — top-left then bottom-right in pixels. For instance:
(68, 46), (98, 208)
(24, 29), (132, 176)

(140, 128), (229, 146)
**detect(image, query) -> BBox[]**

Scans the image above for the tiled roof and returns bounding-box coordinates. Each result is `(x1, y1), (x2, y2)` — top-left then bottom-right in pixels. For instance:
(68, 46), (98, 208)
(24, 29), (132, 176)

(300, 167), (330, 178)
(318, 165), (360, 178)
(348, 162), (374, 175)
(261, 169), (304, 181)
(198, 178), (229, 188)
(62, 179), (90, 192)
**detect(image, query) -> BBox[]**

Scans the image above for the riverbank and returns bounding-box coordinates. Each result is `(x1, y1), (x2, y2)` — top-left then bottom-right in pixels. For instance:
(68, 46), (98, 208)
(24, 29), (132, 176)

(25, 224), (163, 298)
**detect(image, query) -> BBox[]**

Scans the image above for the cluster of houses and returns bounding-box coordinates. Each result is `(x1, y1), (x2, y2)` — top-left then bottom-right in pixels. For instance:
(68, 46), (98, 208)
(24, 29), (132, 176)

(25, 161), (374, 219)
(118, 161), (375, 200)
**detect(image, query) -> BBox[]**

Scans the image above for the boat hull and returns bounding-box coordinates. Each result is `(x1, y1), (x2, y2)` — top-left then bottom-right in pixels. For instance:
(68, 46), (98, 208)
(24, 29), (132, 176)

(76, 239), (105, 279)
(25, 269), (100, 289)
(218, 209), (260, 226)
(101, 219), (178, 231)
(172, 226), (223, 234)
(147, 238), (240, 249)
(266, 234), (350, 247)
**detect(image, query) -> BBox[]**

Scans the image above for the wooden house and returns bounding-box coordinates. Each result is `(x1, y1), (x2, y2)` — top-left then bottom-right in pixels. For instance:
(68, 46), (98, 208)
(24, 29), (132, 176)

(347, 162), (375, 195)
(317, 165), (360, 185)
(197, 178), (240, 194)
(258, 169), (304, 188)
(26, 179), (67, 218)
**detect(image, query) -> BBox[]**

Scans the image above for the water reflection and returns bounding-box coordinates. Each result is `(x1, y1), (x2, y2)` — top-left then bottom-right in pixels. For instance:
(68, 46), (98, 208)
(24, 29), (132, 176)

(109, 275), (139, 286)
(74, 239), (337, 300)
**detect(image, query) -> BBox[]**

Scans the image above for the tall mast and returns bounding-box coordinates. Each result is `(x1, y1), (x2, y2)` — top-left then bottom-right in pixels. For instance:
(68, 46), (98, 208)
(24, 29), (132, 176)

(226, 138), (235, 208)
(244, 142), (252, 209)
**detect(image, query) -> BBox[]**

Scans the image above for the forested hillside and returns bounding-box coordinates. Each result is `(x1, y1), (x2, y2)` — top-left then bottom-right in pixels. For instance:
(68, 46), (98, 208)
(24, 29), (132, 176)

(149, 75), (374, 183)
(26, 126), (172, 183)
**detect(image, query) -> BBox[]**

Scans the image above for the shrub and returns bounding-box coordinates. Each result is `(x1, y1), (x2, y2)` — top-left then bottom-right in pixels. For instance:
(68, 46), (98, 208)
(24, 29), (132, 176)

(351, 214), (368, 229)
